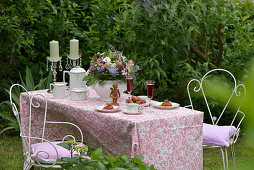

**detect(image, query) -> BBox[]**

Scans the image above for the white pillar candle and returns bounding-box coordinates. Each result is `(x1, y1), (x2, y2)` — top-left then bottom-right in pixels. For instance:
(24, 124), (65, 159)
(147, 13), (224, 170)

(49, 40), (59, 58)
(69, 39), (79, 59)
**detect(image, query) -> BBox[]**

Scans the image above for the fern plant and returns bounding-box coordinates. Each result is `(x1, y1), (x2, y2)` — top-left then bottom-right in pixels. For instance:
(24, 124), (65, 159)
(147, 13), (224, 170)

(0, 67), (52, 134)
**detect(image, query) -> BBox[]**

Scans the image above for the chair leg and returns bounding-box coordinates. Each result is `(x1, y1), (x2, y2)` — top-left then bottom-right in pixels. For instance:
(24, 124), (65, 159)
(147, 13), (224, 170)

(25, 165), (33, 170)
(220, 147), (226, 170)
(231, 144), (236, 169)
(225, 148), (229, 170)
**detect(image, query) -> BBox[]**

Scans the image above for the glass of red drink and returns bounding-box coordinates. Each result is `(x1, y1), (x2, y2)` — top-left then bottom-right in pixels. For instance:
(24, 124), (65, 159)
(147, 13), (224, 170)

(146, 80), (155, 112)
(126, 75), (134, 98)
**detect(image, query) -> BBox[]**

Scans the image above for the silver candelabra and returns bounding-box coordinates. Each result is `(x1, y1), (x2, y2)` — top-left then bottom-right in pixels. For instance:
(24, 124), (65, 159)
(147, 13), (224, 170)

(65, 54), (82, 69)
(46, 56), (62, 82)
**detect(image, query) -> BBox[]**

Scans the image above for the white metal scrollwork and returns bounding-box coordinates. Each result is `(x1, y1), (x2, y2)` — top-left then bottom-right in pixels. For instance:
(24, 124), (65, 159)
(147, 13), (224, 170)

(186, 69), (246, 127)
(9, 84), (85, 169)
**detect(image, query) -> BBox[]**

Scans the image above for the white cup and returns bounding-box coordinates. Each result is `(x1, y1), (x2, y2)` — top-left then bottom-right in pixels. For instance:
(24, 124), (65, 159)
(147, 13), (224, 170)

(50, 82), (67, 99)
(70, 88), (90, 101)
(126, 103), (142, 113)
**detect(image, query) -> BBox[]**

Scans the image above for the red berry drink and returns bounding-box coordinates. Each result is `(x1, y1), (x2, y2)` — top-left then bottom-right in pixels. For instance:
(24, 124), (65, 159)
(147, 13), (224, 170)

(146, 80), (155, 112)
(127, 78), (133, 94)
(147, 84), (154, 99)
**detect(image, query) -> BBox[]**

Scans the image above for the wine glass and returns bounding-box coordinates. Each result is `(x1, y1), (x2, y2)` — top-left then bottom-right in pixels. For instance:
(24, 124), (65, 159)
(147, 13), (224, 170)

(146, 80), (155, 112)
(126, 75), (134, 98)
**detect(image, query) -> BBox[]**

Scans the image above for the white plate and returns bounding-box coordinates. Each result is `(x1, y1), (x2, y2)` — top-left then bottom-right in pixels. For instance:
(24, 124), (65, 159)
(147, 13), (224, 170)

(95, 105), (121, 113)
(122, 109), (142, 115)
(151, 101), (180, 110)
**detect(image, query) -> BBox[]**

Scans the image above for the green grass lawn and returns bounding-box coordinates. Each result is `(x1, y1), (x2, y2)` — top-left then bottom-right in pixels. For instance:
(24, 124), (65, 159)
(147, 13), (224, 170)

(0, 135), (254, 170)
(203, 138), (254, 170)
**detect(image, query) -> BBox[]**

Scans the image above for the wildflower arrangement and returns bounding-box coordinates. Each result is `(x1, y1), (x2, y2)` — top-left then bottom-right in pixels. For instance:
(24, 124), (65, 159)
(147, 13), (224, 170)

(84, 45), (140, 86)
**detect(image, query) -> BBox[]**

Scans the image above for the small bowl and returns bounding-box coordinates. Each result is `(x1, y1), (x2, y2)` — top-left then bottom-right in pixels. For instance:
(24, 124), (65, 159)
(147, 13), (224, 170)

(126, 103), (142, 113)
(70, 88), (89, 101)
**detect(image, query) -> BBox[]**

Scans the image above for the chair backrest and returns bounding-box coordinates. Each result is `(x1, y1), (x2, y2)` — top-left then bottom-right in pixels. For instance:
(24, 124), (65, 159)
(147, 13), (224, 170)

(10, 84), (83, 153)
(10, 84), (48, 155)
(186, 69), (246, 128)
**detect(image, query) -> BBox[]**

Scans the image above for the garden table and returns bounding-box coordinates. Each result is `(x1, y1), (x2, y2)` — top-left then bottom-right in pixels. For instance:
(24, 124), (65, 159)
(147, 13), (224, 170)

(20, 87), (203, 170)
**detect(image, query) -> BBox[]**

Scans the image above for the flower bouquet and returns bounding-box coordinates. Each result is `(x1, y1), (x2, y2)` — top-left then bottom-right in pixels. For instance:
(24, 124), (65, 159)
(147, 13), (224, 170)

(84, 45), (140, 86)
(84, 45), (140, 101)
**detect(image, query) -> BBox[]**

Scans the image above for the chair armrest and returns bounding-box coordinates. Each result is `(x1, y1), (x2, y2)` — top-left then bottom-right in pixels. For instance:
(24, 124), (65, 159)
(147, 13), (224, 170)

(45, 121), (84, 144)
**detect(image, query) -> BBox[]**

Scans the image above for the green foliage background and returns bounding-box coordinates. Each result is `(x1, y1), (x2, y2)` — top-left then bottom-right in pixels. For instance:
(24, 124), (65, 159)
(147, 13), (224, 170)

(0, 0), (253, 126)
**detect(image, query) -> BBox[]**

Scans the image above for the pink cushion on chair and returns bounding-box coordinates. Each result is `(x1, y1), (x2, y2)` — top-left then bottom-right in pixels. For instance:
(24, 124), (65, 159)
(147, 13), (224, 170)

(203, 123), (237, 147)
(31, 141), (90, 164)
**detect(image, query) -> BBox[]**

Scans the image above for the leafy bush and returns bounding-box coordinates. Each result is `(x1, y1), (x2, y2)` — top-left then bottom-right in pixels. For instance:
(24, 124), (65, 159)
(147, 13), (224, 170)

(57, 141), (155, 170)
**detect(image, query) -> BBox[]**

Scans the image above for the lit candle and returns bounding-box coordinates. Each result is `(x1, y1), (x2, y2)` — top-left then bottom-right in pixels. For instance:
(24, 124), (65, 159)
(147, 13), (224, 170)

(69, 39), (79, 59)
(49, 40), (59, 58)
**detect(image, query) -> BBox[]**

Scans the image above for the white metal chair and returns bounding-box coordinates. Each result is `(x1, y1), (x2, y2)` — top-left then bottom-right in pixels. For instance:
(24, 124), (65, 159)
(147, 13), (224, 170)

(10, 84), (84, 170)
(185, 69), (246, 170)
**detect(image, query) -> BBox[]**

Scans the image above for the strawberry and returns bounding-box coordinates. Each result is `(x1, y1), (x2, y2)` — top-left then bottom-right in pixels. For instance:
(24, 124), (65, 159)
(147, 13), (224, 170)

(161, 100), (172, 107)
(132, 96), (137, 102)
(126, 99), (131, 103)
(103, 103), (114, 110)
(137, 97), (142, 101)
(140, 99), (146, 104)
(136, 101), (141, 104)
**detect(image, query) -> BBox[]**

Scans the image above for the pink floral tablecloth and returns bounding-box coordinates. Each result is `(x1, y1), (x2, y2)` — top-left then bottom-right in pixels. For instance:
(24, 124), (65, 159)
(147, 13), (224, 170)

(20, 87), (203, 170)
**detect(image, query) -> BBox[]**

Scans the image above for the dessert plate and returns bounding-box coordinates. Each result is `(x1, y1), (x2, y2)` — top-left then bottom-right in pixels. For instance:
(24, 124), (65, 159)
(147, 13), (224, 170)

(152, 101), (180, 110)
(122, 109), (142, 115)
(95, 105), (121, 113)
